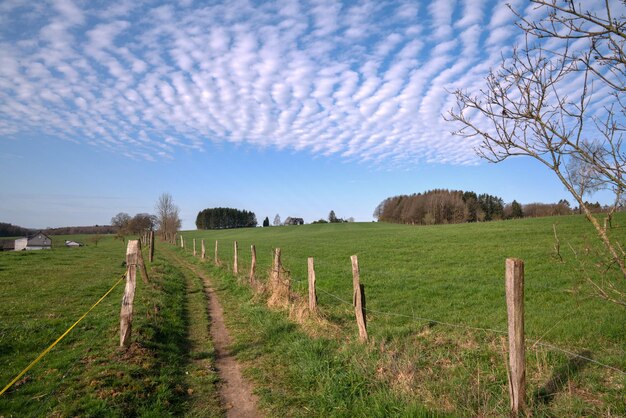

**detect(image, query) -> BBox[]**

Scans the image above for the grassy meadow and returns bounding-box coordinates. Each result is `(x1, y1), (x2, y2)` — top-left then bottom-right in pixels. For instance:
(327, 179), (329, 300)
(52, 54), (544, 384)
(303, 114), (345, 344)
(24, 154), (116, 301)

(0, 234), (221, 416)
(176, 214), (625, 416)
(0, 214), (624, 416)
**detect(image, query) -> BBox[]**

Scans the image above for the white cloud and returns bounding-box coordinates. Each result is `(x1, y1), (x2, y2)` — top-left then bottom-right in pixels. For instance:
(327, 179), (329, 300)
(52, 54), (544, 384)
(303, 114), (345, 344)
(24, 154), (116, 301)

(0, 0), (604, 168)
(52, 0), (84, 26)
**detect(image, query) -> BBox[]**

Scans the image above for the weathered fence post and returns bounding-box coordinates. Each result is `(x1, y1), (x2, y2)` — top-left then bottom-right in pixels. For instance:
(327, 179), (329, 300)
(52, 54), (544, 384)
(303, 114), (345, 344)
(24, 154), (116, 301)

(308, 257), (317, 313)
(233, 241), (238, 274)
(201, 239), (206, 260)
(268, 248), (291, 306)
(215, 240), (219, 264)
(351, 255), (368, 342)
(180, 235), (184, 248)
(137, 240), (149, 284)
(193, 239), (197, 257)
(272, 248), (281, 285)
(505, 258), (526, 416)
(149, 230), (154, 262)
(249, 244), (257, 284)
(120, 240), (139, 347)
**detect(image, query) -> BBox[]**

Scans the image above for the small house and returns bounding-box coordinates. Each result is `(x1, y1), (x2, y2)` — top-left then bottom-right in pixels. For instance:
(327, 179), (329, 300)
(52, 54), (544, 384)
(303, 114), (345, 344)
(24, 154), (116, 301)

(15, 231), (52, 250)
(284, 217), (304, 226)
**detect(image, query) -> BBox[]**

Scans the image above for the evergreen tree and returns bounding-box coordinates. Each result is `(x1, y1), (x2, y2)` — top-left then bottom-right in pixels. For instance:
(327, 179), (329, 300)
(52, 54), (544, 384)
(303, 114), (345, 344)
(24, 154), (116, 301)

(511, 200), (523, 218)
(263, 217), (270, 227)
(196, 207), (257, 230)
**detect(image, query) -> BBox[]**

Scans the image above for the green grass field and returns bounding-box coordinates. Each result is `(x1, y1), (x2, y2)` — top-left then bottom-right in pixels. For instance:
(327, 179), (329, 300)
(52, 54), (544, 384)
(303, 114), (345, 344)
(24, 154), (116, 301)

(0, 215), (624, 416)
(0, 235), (221, 416)
(176, 214), (625, 416)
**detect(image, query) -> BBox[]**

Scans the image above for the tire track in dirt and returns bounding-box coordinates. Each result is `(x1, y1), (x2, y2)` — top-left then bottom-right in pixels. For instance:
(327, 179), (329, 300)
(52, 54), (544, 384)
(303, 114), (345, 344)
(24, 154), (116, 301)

(170, 253), (262, 418)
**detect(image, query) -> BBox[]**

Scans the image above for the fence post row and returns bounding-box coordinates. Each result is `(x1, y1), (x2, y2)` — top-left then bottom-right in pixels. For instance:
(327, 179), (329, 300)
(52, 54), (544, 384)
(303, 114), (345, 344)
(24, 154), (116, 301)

(201, 239), (206, 260)
(233, 241), (239, 274)
(351, 255), (368, 342)
(120, 240), (139, 347)
(505, 258), (526, 416)
(308, 257), (317, 313)
(250, 244), (257, 284)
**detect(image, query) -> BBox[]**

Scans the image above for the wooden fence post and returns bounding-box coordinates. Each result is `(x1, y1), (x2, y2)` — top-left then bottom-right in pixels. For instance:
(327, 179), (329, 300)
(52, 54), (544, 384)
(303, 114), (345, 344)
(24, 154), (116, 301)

(308, 257), (317, 313)
(201, 239), (206, 260)
(233, 241), (239, 274)
(272, 248), (281, 285)
(137, 240), (149, 284)
(180, 235), (184, 248)
(120, 240), (139, 347)
(505, 258), (526, 416)
(249, 245), (256, 284)
(351, 255), (368, 342)
(268, 248), (291, 306)
(215, 240), (219, 264)
(193, 239), (197, 257)
(149, 230), (154, 263)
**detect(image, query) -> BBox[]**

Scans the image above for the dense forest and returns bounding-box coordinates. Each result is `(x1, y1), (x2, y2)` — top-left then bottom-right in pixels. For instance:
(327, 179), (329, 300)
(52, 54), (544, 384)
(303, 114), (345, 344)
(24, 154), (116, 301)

(374, 190), (585, 225)
(374, 190), (506, 225)
(196, 207), (257, 230)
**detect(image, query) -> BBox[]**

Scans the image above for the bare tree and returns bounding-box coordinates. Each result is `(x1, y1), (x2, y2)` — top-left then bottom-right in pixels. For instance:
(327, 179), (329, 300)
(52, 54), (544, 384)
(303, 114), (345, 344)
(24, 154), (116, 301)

(448, 1), (625, 305)
(273, 214), (281, 226)
(111, 212), (131, 231)
(155, 193), (181, 244)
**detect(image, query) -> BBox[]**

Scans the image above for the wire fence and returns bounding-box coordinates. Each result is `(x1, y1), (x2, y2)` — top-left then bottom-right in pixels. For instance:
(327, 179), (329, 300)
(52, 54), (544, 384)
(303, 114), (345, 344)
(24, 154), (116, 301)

(0, 274), (126, 397)
(183, 237), (626, 377)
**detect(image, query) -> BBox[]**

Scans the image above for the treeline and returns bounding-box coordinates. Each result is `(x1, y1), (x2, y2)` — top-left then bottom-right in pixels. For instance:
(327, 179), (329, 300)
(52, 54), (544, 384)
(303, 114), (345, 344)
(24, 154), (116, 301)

(0, 222), (33, 237)
(196, 207), (257, 230)
(1, 222), (118, 237)
(45, 225), (118, 235)
(374, 190), (506, 225)
(374, 190), (609, 225)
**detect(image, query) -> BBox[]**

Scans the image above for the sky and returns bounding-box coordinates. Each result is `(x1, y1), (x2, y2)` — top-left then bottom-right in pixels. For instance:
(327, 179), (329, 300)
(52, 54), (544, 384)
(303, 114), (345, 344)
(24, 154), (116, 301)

(0, 0), (613, 230)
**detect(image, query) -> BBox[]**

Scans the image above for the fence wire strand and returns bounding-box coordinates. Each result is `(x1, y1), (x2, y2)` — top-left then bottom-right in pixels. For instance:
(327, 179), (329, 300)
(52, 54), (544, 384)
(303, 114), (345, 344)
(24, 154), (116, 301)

(315, 287), (625, 376)
(184, 241), (626, 377)
(0, 274), (126, 397)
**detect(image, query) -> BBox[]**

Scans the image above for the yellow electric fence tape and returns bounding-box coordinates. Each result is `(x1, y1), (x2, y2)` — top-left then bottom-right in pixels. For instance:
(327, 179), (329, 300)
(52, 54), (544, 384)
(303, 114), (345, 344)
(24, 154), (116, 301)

(0, 274), (126, 397)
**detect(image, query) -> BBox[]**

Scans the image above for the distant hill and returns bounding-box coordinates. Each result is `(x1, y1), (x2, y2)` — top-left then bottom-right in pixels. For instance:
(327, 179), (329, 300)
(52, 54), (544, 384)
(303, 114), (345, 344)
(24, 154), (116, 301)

(0, 222), (118, 237)
(0, 222), (34, 237)
(44, 225), (118, 235)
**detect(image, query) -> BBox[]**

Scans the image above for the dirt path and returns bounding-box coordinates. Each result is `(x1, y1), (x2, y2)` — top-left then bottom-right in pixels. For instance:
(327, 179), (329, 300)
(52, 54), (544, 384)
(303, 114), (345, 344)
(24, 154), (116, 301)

(171, 254), (262, 418)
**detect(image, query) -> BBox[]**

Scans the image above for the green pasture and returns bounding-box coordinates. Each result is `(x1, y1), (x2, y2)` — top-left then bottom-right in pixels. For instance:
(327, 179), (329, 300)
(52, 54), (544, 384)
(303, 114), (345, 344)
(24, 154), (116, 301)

(0, 235), (220, 416)
(0, 215), (624, 416)
(177, 214), (625, 416)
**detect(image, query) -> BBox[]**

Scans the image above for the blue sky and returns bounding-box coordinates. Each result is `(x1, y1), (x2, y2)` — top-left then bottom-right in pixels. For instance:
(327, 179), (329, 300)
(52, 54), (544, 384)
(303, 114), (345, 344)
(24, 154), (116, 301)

(0, 0), (609, 230)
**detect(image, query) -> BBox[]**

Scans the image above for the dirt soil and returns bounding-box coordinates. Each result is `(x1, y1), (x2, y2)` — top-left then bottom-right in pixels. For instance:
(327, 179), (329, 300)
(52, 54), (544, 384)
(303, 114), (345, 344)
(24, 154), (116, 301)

(204, 281), (262, 417)
(174, 255), (262, 417)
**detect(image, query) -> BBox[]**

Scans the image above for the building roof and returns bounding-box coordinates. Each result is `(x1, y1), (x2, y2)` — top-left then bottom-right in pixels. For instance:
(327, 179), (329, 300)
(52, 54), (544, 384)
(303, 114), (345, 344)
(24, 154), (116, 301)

(28, 231), (51, 240)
